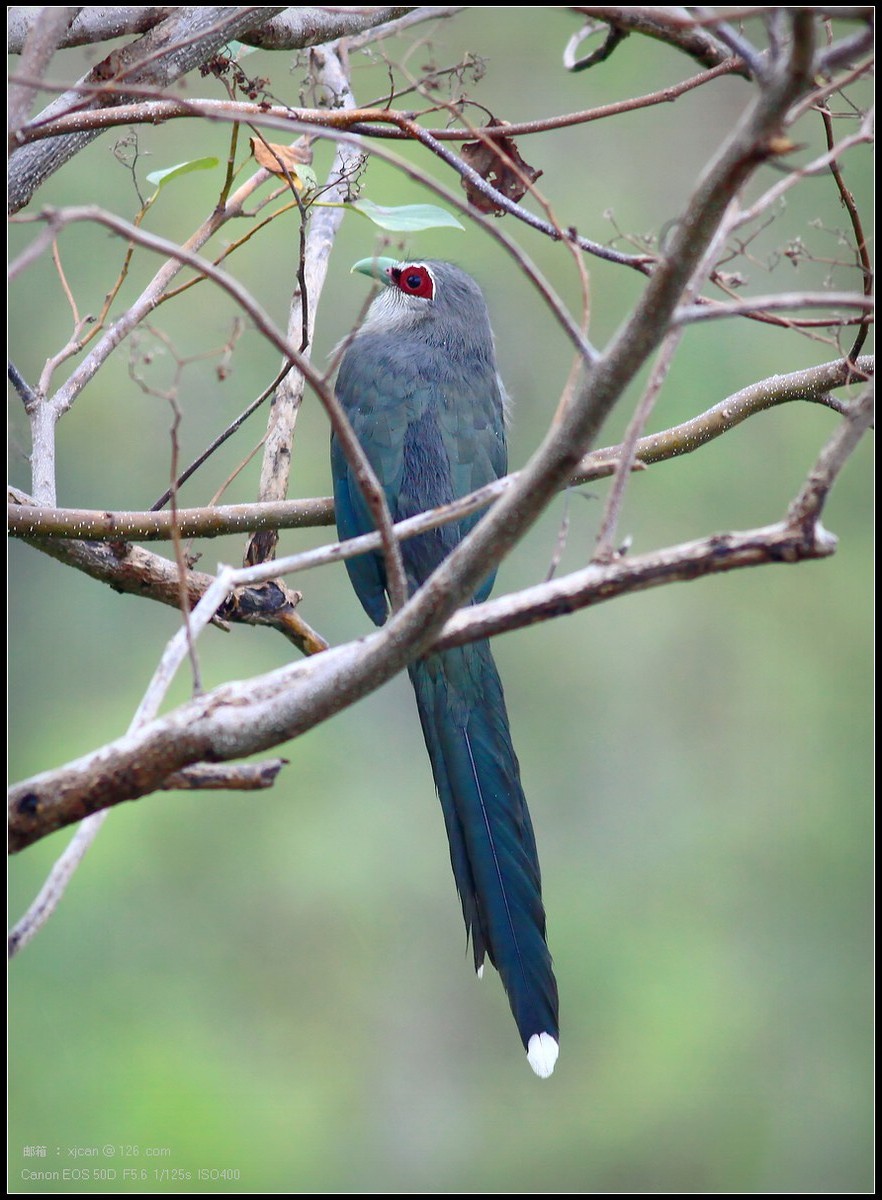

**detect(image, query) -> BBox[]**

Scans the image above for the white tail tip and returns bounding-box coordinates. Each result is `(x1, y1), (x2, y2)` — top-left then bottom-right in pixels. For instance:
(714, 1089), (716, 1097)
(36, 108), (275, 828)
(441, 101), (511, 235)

(527, 1032), (559, 1078)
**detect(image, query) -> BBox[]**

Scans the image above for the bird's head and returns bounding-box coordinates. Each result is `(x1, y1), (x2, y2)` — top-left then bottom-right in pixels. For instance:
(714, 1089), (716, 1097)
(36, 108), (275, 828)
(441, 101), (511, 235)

(352, 256), (437, 303)
(351, 257), (494, 352)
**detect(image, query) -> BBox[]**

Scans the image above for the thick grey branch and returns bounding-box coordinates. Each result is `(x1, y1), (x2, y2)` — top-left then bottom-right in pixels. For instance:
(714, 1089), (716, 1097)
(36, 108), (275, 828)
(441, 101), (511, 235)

(8, 7), (284, 212)
(6, 6), (416, 54)
(7, 8), (177, 54)
(235, 6), (414, 49)
(7, 489), (336, 541)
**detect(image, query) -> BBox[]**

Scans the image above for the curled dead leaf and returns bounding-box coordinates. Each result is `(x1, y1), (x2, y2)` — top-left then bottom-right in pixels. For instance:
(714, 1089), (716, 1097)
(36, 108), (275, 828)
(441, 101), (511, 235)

(460, 120), (542, 216)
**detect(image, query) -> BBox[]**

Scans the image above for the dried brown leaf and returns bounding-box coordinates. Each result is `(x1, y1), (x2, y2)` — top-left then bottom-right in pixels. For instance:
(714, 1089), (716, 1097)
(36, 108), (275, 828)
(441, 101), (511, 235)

(251, 136), (314, 185)
(460, 121), (542, 215)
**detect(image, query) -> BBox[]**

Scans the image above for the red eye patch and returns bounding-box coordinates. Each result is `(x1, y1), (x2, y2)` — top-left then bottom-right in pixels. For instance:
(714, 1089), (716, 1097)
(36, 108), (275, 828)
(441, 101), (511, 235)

(390, 264), (435, 300)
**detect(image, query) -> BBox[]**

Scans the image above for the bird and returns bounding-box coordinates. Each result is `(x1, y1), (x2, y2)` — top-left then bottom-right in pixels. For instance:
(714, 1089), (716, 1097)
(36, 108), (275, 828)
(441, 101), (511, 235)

(331, 257), (559, 1077)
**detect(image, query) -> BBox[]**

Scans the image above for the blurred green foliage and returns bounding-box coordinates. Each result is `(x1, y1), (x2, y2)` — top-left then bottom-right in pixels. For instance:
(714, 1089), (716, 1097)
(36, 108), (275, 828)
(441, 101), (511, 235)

(9, 10), (872, 1194)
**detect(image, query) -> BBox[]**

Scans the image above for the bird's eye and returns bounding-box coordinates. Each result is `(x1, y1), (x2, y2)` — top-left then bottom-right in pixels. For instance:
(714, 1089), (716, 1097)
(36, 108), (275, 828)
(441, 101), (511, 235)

(393, 264), (434, 300)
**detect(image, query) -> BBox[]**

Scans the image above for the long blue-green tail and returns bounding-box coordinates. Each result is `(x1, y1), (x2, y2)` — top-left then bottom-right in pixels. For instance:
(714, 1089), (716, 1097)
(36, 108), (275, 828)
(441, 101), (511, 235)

(408, 640), (559, 1077)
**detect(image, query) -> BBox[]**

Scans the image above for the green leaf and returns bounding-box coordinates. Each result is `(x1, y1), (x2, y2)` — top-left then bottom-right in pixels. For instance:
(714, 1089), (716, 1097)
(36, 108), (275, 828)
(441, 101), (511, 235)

(349, 199), (464, 232)
(145, 158), (220, 190)
(296, 165), (319, 193)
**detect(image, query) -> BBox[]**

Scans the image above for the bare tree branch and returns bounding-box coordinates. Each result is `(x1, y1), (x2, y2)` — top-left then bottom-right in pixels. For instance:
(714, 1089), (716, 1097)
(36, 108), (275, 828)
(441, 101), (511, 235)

(567, 6), (749, 74)
(7, 8), (177, 54)
(161, 759), (288, 791)
(8, 813), (109, 957)
(8, 486), (335, 541)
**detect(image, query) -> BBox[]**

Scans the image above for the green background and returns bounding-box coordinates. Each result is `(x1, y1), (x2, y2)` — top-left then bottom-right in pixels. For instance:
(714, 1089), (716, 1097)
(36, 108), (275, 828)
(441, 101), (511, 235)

(9, 10), (873, 1194)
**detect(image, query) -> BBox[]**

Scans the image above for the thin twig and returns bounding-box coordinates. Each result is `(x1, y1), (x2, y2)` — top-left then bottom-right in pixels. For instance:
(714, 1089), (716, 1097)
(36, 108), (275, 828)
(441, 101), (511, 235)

(149, 365), (291, 512)
(673, 291), (873, 326)
(818, 103), (873, 363)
